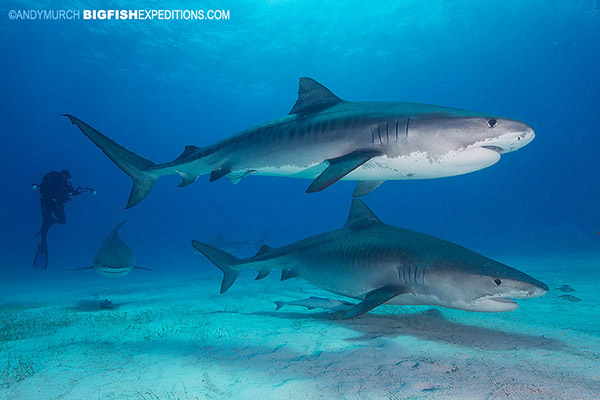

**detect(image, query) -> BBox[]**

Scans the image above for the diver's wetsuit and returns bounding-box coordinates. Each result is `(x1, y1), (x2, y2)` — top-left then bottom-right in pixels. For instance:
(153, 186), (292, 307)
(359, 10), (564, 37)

(33, 170), (81, 269)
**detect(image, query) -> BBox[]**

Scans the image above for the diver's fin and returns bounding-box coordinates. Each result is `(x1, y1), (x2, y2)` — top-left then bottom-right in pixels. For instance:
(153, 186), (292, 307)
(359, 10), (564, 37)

(353, 180), (385, 197)
(62, 114), (158, 209)
(343, 199), (383, 229)
(32, 243), (48, 270)
(175, 145), (201, 161)
(281, 269), (298, 281)
(191, 240), (242, 294)
(306, 149), (381, 193)
(175, 170), (199, 187)
(342, 284), (406, 319)
(289, 78), (343, 115)
(210, 166), (231, 182)
(255, 270), (270, 280)
(69, 266), (95, 271)
(134, 266), (153, 271)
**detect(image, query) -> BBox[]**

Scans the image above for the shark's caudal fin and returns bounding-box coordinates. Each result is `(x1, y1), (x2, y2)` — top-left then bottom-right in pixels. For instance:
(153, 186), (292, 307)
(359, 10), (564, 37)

(191, 240), (242, 294)
(63, 115), (158, 209)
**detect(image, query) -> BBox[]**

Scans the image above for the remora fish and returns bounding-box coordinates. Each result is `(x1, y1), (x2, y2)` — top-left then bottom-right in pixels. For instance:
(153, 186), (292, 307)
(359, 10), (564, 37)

(274, 297), (355, 312)
(63, 78), (534, 208)
(70, 221), (151, 277)
(192, 200), (548, 319)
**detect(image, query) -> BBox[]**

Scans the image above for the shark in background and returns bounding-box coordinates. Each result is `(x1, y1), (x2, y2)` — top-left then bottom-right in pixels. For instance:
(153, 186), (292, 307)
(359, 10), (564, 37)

(192, 200), (548, 319)
(208, 234), (267, 254)
(63, 77), (534, 208)
(70, 221), (151, 277)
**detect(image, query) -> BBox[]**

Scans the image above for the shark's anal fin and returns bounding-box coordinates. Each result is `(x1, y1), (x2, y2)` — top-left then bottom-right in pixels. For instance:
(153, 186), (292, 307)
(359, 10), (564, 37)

(289, 77), (343, 115)
(342, 284), (406, 319)
(134, 266), (153, 271)
(175, 171), (199, 187)
(255, 270), (270, 280)
(353, 180), (385, 197)
(306, 149), (381, 193)
(69, 266), (95, 271)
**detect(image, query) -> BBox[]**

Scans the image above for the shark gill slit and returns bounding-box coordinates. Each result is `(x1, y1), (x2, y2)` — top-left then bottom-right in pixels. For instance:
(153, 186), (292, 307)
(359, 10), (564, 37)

(377, 126), (382, 145)
(385, 121), (389, 145)
(395, 119), (399, 142)
(405, 117), (410, 139)
(413, 263), (419, 285)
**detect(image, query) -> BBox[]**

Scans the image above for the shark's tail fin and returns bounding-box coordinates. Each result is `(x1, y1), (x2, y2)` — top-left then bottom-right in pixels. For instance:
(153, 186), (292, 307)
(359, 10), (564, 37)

(63, 114), (158, 209)
(192, 240), (242, 294)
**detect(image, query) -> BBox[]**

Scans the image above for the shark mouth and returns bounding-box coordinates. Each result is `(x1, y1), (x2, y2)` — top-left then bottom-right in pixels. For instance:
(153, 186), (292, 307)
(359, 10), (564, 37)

(481, 145), (504, 153)
(472, 295), (519, 312)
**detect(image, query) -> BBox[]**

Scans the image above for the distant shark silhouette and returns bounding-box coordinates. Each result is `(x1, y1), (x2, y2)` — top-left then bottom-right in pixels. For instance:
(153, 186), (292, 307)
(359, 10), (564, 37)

(208, 235), (267, 253)
(63, 77), (534, 208)
(70, 221), (151, 277)
(193, 200), (548, 319)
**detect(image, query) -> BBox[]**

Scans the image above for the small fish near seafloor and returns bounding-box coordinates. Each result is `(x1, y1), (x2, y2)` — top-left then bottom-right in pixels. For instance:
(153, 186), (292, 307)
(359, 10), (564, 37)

(557, 295), (582, 302)
(192, 199), (548, 319)
(70, 221), (152, 278)
(64, 77), (534, 209)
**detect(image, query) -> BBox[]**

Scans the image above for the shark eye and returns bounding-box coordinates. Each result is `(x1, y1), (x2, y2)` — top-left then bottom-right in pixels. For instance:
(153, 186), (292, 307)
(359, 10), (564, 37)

(494, 278), (502, 286)
(487, 119), (498, 128)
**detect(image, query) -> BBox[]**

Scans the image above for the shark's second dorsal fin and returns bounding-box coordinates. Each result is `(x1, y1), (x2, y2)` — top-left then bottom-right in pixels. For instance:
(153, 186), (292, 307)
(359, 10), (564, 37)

(343, 200), (382, 229)
(175, 145), (201, 161)
(289, 77), (343, 115)
(254, 244), (273, 258)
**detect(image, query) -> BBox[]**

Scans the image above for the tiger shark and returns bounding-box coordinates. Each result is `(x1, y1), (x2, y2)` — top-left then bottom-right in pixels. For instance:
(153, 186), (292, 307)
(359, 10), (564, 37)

(192, 200), (548, 319)
(63, 77), (534, 208)
(70, 221), (151, 277)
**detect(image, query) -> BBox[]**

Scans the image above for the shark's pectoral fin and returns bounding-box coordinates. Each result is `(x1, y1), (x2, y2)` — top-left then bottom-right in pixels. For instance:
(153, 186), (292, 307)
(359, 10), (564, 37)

(342, 284), (407, 319)
(69, 266), (95, 271)
(306, 149), (381, 193)
(210, 166), (231, 182)
(134, 266), (153, 271)
(353, 180), (385, 197)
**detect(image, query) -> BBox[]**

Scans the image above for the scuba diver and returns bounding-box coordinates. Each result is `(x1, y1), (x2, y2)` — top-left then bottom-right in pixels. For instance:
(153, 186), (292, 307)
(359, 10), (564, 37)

(32, 170), (96, 270)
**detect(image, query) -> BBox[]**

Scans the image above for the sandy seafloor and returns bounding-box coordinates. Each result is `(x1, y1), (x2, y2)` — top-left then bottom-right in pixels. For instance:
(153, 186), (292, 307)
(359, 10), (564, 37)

(1, 255), (599, 400)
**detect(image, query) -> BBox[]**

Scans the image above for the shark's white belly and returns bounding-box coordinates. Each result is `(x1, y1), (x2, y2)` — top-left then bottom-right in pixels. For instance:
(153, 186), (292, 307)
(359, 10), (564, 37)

(255, 147), (501, 181)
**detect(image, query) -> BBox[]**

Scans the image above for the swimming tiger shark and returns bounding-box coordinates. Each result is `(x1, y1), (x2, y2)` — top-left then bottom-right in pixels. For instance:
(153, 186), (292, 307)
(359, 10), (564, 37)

(63, 77), (534, 208)
(70, 221), (151, 277)
(192, 200), (548, 319)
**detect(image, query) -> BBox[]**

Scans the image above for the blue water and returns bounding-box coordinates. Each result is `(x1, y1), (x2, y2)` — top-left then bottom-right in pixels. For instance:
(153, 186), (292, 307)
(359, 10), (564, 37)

(1, 1), (599, 273)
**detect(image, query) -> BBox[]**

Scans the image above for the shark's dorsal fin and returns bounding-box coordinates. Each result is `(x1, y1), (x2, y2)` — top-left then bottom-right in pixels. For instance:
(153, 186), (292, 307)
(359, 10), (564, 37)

(175, 145), (201, 161)
(343, 200), (382, 229)
(108, 221), (126, 240)
(254, 244), (273, 258)
(289, 77), (343, 115)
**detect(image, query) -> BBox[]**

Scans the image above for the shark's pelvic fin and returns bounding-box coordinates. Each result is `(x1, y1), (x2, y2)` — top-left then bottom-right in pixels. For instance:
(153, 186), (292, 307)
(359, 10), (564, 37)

(191, 240), (241, 294)
(226, 169), (257, 185)
(62, 114), (158, 209)
(210, 166), (231, 182)
(353, 180), (385, 197)
(306, 149), (381, 193)
(343, 199), (383, 229)
(342, 284), (407, 319)
(289, 77), (343, 115)
(280, 269), (298, 281)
